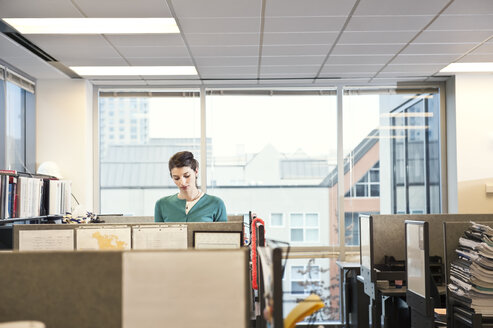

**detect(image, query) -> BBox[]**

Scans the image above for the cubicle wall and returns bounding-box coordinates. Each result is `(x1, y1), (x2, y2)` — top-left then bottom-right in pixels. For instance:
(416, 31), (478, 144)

(370, 214), (493, 266)
(13, 222), (243, 250)
(98, 215), (244, 224)
(0, 249), (249, 328)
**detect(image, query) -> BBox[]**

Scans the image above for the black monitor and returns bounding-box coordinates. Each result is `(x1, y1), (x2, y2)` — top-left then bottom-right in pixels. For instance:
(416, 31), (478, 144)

(405, 220), (434, 327)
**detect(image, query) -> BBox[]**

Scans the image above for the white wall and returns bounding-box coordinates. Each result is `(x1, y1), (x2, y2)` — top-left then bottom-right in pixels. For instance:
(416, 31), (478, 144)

(36, 79), (94, 211)
(454, 74), (493, 213)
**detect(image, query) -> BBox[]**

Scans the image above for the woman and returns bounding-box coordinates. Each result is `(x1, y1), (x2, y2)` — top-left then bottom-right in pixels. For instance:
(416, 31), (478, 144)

(154, 151), (227, 222)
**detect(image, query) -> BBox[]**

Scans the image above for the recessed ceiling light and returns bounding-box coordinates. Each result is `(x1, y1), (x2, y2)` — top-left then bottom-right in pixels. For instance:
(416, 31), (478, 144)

(70, 66), (197, 76)
(2, 18), (179, 34)
(440, 62), (493, 73)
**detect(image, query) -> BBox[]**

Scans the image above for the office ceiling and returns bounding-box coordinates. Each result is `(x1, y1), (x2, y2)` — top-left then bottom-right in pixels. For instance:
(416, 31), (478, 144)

(0, 0), (493, 87)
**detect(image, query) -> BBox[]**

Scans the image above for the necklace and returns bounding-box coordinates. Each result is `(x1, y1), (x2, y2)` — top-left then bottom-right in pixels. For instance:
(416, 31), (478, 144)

(185, 189), (202, 211)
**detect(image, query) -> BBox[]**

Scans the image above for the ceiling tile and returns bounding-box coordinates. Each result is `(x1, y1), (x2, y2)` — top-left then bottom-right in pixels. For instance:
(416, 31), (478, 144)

(263, 32), (338, 46)
(322, 64), (382, 73)
(257, 79), (317, 86)
(470, 41), (493, 54)
(61, 57), (128, 66)
(144, 79), (201, 86)
(205, 79), (259, 85)
(380, 63), (446, 73)
(200, 66), (257, 75)
(195, 56), (258, 66)
(402, 43), (477, 55)
(0, 0), (81, 17)
(392, 54), (458, 64)
(73, 0), (172, 17)
(179, 18), (260, 34)
(319, 72), (375, 78)
(170, 0), (261, 18)
(259, 72), (316, 78)
(105, 35), (186, 47)
(190, 45), (258, 57)
(126, 57), (194, 66)
(346, 16), (432, 32)
(414, 30), (493, 43)
(314, 77), (371, 85)
(202, 73), (258, 79)
(428, 14), (493, 30)
(325, 55), (393, 64)
(117, 46), (190, 58)
(265, 0), (356, 16)
(26, 35), (110, 49)
(332, 44), (402, 55)
(264, 17), (346, 33)
(260, 65), (320, 74)
(261, 56), (324, 65)
(443, 0), (493, 15)
(186, 33), (259, 46)
(353, 0), (449, 15)
(338, 31), (415, 44)
(46, 45), (122, 61)
(262, 44), (330, 56)
(456, 53), (493, 63)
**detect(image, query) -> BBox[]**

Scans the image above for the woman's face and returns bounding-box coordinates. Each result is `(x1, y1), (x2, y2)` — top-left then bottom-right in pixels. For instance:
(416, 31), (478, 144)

(171, 166), (198, 192)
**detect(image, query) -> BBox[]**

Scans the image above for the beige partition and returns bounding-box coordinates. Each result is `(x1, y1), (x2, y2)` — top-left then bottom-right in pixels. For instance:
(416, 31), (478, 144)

(13, 222), (243, 250)
(98, 215), (243, 223)
(0, 249), (249, 328)
(371, 214), (493, 265)
(99, 215), (154, 224)
(0, 252), (122, 328)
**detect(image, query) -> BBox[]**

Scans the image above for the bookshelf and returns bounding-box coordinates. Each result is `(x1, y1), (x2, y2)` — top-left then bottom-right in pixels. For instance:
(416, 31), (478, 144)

(0, 170), (71, 221)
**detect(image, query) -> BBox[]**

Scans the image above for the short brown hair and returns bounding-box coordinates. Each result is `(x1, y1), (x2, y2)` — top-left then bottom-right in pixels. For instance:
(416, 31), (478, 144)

(168, 151), (199, 174)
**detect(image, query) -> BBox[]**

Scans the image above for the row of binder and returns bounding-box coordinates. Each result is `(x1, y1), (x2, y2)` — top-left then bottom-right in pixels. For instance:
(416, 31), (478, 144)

(0, 171), (71, 219)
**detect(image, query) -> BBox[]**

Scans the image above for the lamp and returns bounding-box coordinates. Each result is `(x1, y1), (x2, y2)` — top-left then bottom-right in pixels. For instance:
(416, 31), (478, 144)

(36, 161), (63, 179)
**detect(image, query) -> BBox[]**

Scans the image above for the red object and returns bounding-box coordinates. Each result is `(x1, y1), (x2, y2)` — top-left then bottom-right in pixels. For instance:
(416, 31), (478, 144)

(0, 170), (17, 175)
(251, 217), (265, 290)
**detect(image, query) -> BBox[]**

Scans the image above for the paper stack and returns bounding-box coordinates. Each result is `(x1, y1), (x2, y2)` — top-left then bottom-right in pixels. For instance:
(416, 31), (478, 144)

(448, 222), (493, 315)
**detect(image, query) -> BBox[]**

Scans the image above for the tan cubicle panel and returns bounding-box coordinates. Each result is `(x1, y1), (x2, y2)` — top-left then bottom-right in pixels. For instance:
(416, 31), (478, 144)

(98, 215), (243, 224)
(13, 222), (243, 250)
(370, 214), (493, 266)
(0, 249), (250, 328)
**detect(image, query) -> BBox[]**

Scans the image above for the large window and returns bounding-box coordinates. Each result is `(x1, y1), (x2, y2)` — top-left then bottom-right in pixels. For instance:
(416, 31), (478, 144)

(0, 66), (35, 173)
(98, 92), (200, 215)
(391, 95), (441, 214)
(97, 86), (443, 325)
(343, 89), (441, 248)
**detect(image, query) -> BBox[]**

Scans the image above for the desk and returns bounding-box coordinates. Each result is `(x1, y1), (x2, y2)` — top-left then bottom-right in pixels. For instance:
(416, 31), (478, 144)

(337, 262), (368, 328)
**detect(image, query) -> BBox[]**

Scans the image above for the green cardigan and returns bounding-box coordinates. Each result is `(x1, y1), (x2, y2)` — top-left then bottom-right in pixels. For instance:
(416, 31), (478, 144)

(154, 193), (227, 222)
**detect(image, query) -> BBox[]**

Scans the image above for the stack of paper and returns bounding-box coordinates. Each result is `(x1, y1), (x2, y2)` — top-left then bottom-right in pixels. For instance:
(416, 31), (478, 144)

(448, 222), (493, 315)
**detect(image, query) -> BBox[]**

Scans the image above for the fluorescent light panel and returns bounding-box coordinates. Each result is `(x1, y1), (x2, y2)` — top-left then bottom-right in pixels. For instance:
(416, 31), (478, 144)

(440, 62), (493, 73)
(2, 18), (179, 34)
(70, 66), (197, 76)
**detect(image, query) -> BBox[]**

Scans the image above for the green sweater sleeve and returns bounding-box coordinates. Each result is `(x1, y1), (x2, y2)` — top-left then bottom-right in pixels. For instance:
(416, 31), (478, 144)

(154, 199), (164, 222)
(214, 197), (227, 222)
